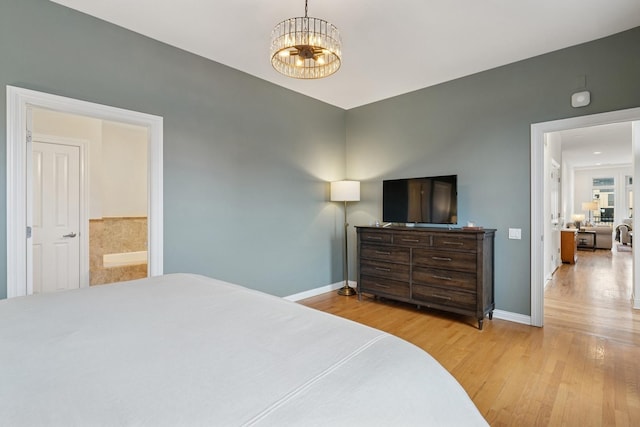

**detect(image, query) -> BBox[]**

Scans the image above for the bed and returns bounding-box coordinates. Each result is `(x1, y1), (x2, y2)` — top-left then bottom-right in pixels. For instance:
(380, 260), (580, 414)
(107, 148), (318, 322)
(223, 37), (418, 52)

(0, 273), (487, 426)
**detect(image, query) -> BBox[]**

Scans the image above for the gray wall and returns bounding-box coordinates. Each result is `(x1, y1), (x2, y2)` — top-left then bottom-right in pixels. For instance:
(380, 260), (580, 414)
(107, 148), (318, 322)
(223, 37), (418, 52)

(0, 0), (346, 299)
(346, 27), (640, 314)
(2, 0), (639, 315)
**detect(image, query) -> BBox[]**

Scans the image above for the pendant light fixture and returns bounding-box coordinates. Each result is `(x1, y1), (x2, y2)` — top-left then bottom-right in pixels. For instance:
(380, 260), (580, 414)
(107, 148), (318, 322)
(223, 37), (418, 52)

(270, 0), (342, 79)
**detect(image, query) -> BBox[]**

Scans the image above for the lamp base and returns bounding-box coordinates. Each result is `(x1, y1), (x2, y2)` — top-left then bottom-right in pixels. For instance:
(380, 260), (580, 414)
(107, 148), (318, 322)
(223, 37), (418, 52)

(337, 284), (357, 296)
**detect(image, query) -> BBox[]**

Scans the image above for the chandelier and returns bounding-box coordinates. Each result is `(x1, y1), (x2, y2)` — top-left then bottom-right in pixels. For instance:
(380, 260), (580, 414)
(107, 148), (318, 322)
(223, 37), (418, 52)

(270, 0), (342, 79)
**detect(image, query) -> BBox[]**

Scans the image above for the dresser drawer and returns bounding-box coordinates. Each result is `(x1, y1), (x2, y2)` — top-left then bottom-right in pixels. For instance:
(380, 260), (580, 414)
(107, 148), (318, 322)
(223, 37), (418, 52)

(412, 284), (476, 310)
(361, 259), (410, 282)
(413, 249), (477, 272)
(360, 275), (410, 299)
(360, 231), (393, 244)
(433, 235), (477, 251)
(393, 232), (431, 247)
(412, 266), (476, 291)
(361, 244), (410, 264)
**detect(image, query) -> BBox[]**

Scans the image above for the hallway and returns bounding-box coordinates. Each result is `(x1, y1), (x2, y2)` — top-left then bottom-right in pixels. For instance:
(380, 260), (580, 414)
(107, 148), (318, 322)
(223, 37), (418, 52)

(545, 246), (638, 345)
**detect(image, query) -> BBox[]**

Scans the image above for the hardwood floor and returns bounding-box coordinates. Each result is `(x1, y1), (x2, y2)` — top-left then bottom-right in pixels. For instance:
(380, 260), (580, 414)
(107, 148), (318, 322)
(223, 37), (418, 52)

(299, 247), (640, 426)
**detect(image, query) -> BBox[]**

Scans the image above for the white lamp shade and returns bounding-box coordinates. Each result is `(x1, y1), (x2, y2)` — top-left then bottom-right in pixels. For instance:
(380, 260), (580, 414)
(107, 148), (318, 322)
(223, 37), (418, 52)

(331, 180), (360, 202)
(582, 201), (599, 211)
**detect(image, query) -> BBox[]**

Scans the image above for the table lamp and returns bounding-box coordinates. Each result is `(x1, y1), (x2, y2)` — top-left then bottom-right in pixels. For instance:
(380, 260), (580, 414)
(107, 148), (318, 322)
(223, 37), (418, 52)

(581, 201), (599, 224)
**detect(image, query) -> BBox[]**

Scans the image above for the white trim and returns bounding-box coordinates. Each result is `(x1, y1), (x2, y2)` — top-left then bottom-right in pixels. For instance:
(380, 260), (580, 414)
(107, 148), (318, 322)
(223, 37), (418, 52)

(31, 134), (91, 289)
(492, 310), (531, 326)
(633, 120), (640, 309)
(7, 90), (26, 298)
(6, 85), (164, 298)
(531, 123), (545, 327)
(531, 107), (640, 326)
(284, 280), (354, 301)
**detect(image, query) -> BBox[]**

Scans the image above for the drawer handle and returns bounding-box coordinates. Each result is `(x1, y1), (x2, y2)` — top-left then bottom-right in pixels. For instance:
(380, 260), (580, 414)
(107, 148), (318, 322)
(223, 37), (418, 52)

(442, 241), (464, 246)
(373, 283), (390, 289)
(431, 256), (452, 262)
(375, 251), (391, 255)
(367, 236), (383, 240)
(432, 294), (452, 301)
(432, 275), (453, 281)
(401, 238), (420, 243)
(375, 267), (391, 272)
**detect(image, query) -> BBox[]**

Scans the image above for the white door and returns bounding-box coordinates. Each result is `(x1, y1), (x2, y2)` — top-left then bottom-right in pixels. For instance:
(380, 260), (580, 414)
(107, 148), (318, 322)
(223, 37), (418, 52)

(32, 141), (81, 293)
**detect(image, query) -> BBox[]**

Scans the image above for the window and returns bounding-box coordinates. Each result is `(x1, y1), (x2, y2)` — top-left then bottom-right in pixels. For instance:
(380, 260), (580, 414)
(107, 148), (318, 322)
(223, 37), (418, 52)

(592, 177), (614, 223)
(593, 177), (614, 187)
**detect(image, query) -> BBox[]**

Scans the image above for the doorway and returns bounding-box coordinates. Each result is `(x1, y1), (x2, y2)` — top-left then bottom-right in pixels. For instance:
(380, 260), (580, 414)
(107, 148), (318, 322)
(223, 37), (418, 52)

(6, 86), (164, 298)
(31, 108), (150, 290)
(531, 107), (640, 326)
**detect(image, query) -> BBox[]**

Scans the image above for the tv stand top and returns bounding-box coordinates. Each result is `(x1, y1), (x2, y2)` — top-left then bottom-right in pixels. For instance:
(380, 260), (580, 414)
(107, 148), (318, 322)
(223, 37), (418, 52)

(357, 225), (496, 234)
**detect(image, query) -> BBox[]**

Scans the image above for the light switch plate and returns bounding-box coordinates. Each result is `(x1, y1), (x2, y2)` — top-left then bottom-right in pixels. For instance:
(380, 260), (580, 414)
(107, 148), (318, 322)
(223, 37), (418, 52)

(508, 228), (522, 240)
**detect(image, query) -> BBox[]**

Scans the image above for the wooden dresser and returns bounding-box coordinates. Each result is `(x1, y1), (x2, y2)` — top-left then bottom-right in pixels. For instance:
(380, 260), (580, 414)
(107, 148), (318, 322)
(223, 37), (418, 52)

(356, 226), (495, 329)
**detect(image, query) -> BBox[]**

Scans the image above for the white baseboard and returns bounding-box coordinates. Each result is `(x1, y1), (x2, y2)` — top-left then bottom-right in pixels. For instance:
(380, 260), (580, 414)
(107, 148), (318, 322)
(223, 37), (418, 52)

(284, 280), (356, 302)
(286, 283), (535, 327)
(492, 309), (532, 326)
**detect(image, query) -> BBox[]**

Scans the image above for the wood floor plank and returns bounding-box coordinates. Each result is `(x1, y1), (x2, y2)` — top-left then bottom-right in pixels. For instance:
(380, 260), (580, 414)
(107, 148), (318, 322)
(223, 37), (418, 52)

(299, 248), (640, 426)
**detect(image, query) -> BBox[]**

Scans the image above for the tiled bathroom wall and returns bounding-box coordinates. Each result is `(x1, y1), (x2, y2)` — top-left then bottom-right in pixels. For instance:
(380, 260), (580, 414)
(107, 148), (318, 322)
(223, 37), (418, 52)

(90, 217), (148, 285)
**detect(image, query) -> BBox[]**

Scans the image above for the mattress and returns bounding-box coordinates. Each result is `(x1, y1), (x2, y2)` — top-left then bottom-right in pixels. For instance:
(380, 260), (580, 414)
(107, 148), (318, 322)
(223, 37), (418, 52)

(0, 273), (487, 426)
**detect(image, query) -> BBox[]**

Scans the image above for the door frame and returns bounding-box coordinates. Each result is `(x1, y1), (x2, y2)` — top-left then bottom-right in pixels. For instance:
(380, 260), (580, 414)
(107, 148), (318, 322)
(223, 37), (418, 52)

(531, 107), (640, 326)
(29, 135), (90, 292)
(6, 85), (164, 298)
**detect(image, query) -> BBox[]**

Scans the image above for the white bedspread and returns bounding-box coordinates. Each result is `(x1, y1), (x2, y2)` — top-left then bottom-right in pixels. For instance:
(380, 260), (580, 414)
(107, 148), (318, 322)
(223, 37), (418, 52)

(0, 273), (487, 426)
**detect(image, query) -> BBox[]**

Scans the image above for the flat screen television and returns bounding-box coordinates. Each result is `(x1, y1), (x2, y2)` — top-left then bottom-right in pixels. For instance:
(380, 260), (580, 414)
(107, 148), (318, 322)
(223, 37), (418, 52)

(383, 175), (458, 224)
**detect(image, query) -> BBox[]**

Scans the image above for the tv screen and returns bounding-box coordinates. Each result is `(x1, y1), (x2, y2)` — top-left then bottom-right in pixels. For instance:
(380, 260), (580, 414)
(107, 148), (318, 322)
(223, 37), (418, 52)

(383, 175), (457, 224)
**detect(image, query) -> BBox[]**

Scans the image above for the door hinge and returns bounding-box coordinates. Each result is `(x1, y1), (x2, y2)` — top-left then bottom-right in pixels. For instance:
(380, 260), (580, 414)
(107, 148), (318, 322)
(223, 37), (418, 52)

(26, 130), (32, 143)
(26, 226), (32, 239)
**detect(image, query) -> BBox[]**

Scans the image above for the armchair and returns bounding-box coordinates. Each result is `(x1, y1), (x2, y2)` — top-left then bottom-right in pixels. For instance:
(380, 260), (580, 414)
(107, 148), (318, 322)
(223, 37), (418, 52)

(617, 219), (633, 245)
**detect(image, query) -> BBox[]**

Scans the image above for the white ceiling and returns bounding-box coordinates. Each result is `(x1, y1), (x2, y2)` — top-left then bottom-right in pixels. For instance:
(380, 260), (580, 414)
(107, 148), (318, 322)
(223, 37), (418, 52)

(557, 122), (632, 169)
(50, 0), (640, 110)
